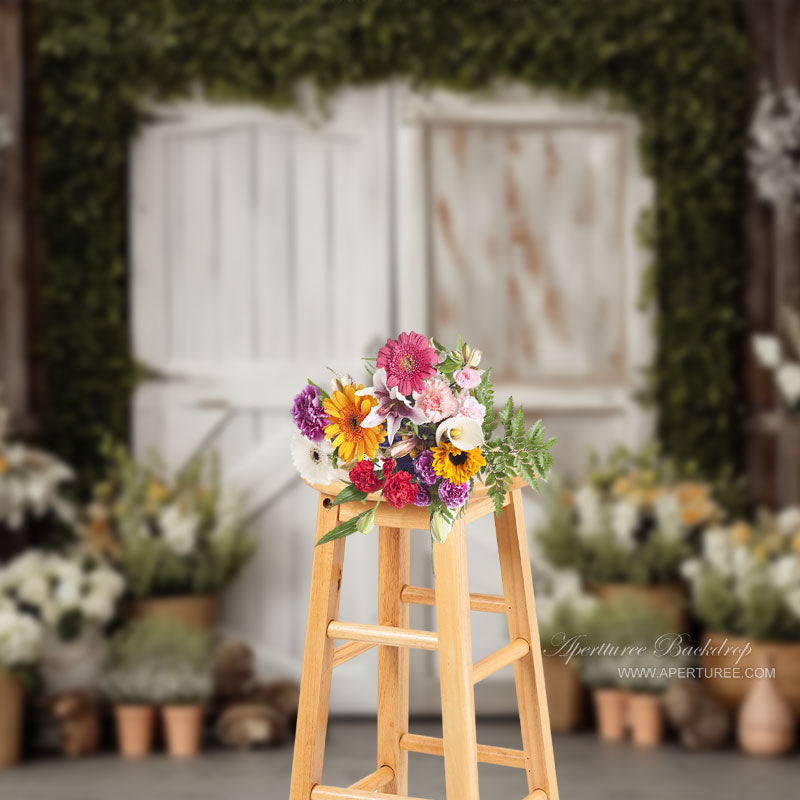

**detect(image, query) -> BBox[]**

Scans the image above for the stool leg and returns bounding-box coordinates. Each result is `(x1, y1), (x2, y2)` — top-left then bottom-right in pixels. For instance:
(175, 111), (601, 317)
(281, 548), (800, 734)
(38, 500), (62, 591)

(495, 489), (559, 800)
(290, 497), (346, 800)
(377, 526), (411, 794)
(433, 518), (480, 800)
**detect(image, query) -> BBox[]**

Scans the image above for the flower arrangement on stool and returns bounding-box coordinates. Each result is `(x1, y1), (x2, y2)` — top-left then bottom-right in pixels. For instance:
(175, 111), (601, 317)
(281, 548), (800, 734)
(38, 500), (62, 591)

(290, 332), (555, 543)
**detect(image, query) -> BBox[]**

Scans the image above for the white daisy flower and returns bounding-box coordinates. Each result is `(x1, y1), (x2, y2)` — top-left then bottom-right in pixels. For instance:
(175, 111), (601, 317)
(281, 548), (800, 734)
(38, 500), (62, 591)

(290, 431), (334, 485)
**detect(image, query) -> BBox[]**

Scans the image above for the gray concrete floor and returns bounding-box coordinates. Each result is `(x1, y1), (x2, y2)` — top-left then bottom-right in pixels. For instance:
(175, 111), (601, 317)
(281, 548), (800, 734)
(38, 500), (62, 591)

(1, 719), (798, 800)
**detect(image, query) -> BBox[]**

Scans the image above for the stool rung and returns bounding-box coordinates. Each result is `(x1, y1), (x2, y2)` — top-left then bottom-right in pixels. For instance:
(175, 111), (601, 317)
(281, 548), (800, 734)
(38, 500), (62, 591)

(399, 733), (527, 769)
(348, 765), (394, 791)
(400, 585), (507, 614)
(332, 640), (375, 668)
(525, 791), (548, 800)
(311, 786), (431, 800)
(327, 620), (438, 651)
(472, 637), (530, 684)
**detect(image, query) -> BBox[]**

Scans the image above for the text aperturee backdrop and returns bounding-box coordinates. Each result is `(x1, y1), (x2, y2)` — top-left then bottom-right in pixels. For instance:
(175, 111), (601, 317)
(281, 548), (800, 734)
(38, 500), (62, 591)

(38, 0), (748, 480)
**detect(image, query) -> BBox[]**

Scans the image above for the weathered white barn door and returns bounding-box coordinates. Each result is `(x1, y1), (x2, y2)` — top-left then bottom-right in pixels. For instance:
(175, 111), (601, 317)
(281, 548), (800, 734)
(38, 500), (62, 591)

(396, 87), (653, 712)
(130, 88), (397, 712)
(131, 84), (652, 715)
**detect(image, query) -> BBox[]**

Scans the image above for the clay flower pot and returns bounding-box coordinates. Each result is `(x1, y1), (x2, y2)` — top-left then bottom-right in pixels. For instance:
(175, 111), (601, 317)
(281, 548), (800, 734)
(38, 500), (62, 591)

(628, 692), (664, 748)
(593, 688), (628, 741)
(590, 582), (688, 633)
(738, 660), (796, 757)
(114, 705), (155, 758)
(162, 705), (205, 758)
(131, 595), (217, 631)
(0, 671), (24, 768)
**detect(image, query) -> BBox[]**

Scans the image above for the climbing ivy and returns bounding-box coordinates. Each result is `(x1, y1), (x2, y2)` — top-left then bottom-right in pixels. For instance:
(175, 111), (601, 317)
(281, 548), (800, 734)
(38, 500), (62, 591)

(37, 0), (749, 481)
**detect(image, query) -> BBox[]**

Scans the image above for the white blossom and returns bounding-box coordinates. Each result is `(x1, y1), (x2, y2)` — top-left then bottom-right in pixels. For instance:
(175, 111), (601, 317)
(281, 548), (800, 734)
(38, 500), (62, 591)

(574, 486), (603, 539)
(776, 362), (800, 406)
(610, 500), (638, 551)
(0, 607), (42, 668)
(777, 507), (800, 537)
(158, 503), (200, 556)
(290, 431), (335, 485)
(752, 334), (782, 370)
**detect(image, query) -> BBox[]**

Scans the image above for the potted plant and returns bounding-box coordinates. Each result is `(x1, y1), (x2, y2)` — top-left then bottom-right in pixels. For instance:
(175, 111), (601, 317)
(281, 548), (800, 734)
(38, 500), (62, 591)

(156, 624), (213, 758)
(100, 618), (212, 759)
(0, 602), (42, 767)
(100, 621), (163, 758)
(681, 510), (800, 716)
(536, 446), (721, 632)
(0, 548), (126, 697)
(88, 445), (256, 630)
(582, 597), (678, 745)
(533, 560), (597, 733)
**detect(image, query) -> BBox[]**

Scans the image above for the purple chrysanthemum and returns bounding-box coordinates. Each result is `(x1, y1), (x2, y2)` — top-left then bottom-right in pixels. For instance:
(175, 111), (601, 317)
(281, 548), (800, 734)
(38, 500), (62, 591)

(438, 479), (470, 509)
(414, 450), (437, 485)
(414, 485), (432, 507)
(291, 385), (329, 442)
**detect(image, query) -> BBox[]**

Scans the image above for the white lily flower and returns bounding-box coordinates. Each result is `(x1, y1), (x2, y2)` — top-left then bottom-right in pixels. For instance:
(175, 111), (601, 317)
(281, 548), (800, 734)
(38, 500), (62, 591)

(435, 415), (484, 451)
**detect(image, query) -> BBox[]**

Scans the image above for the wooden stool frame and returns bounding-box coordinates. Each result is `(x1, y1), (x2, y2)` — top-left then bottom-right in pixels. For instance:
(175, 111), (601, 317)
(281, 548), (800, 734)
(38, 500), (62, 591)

(289, 479), (559, 800)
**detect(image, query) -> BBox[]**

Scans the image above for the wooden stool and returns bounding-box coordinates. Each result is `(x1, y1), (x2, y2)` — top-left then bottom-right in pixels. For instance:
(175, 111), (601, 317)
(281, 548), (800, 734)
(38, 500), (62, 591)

(289, 478), (559, 800)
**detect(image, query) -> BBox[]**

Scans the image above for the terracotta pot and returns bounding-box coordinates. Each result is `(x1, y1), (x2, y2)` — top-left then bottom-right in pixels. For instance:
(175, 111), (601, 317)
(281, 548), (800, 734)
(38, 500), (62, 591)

(162, 705), (205, 758)
(114, 705), (155, 758)
(131, 594), (217, 630)
(590, 582), (688, 633)
(738, 660), (796, 757)
(628, 693), (664, 748)
(701, 632), (800, 717)
(593, 688), (628, 741)
(0, 671), (24, 768)
(542, 656), (585, 733)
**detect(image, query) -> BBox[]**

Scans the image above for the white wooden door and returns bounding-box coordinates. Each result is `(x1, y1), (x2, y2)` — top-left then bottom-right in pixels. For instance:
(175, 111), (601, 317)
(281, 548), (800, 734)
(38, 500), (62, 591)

(130, 88), (396, 712)
(396, 86), (654, 712)
(131, 83), (653, 715)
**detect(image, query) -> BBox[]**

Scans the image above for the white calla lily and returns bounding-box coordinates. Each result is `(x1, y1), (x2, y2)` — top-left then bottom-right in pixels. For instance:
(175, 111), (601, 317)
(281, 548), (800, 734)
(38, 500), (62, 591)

(435, 415), (484, 451)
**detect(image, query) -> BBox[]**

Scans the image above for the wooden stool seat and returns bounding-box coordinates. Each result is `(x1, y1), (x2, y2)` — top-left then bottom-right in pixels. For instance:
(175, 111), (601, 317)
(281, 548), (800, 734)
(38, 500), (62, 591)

(289, 478), (559, 800)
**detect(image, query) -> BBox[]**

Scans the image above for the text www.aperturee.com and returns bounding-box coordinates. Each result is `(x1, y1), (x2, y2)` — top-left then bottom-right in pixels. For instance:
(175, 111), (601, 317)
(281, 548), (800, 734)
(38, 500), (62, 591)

(617, 666), (776, 681)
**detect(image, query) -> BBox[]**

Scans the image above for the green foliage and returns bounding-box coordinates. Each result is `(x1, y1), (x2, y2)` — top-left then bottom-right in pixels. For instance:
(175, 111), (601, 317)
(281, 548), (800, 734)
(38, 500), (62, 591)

(38, 0), (749, 481)
(100, 618), (212, 705)
(94, 444), (256, 597)
(482, 397), (555, 514)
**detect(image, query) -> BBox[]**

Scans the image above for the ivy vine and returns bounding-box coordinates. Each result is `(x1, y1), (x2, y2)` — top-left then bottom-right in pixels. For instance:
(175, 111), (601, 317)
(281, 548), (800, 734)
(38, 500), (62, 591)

(37, 0), (749, 482)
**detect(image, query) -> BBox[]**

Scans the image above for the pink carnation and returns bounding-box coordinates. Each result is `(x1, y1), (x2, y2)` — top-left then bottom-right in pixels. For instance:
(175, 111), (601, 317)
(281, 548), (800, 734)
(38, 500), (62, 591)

(457, 393), (486, 423)
(416, 377), (458, 422)
(454, 368), (483, 389)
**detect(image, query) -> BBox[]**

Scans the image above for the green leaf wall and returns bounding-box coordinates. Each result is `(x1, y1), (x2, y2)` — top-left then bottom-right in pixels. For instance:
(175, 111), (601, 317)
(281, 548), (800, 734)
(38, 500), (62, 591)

(37, 0), (749, 481)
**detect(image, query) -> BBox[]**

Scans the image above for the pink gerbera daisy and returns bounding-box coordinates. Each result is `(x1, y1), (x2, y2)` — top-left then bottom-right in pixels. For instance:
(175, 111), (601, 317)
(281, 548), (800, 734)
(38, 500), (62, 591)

(376, 332), (438, 395)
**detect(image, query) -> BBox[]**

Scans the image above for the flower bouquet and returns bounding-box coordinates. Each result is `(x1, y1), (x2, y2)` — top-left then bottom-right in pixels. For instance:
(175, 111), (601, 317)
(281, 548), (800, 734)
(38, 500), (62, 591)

(290, 332), (554, 544)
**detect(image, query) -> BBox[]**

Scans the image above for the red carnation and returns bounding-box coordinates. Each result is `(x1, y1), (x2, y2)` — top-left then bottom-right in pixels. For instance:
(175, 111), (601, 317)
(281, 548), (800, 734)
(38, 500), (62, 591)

(349, 459), (383, 493)
(381, 458), (396, 479)
(383, 470), (417, 509)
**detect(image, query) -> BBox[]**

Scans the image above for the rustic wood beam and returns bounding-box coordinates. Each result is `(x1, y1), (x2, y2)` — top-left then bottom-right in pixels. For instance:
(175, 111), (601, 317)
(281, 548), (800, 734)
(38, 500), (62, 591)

(0, 0), (27, 433)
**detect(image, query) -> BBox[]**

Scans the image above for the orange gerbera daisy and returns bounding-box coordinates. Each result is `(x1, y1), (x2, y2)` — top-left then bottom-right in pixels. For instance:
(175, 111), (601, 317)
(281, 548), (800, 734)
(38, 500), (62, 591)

(323, 384), (384, 462)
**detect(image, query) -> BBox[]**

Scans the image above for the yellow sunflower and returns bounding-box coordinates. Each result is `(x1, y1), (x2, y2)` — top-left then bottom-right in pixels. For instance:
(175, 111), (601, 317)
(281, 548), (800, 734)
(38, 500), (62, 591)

(323, 384), (383, 462)
(431, 442), (486, 484)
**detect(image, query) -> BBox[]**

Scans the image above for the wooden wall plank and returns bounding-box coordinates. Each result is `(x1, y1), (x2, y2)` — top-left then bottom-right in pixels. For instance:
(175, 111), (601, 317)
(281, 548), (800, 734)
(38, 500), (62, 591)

(0, 0), (26, 432)
(741, 0), (800, 507)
